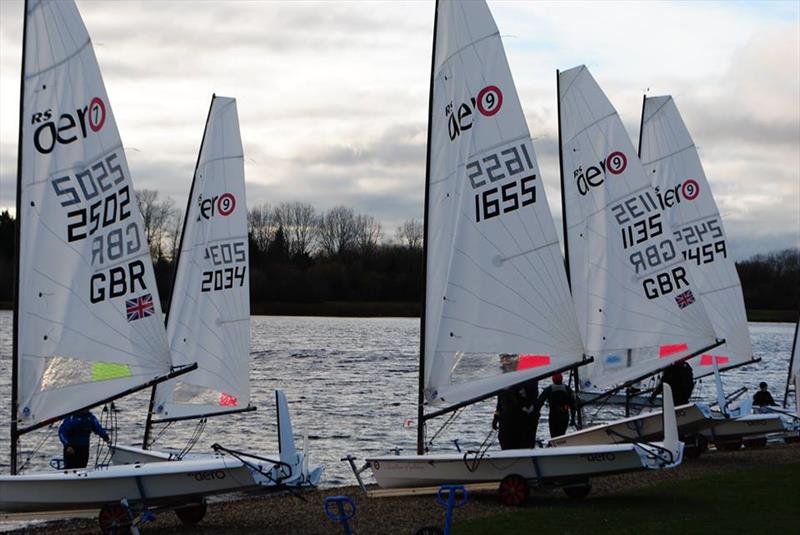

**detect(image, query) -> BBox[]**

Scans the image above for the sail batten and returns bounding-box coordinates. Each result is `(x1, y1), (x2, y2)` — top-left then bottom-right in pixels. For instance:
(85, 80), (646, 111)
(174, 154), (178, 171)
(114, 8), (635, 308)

(15, 0), (173, 435)
(423, 0), (584, 408)
(558, 66), (719, 391)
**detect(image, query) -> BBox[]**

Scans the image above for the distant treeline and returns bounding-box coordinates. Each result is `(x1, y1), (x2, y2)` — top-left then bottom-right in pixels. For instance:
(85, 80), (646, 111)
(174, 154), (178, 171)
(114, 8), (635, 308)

(0, 198), (797, 320)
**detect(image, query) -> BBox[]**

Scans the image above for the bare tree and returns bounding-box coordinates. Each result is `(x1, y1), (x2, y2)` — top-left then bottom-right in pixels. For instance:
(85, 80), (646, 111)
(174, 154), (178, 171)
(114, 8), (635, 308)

(317, 206), (358, 257)
(396, 218), (423, 249)
(165, 209), (183, 262)
(136, 189), (175, 261)
(275, 201), (318, 257)
(355, 213), (383, 255)
(248, 202), (276, 253)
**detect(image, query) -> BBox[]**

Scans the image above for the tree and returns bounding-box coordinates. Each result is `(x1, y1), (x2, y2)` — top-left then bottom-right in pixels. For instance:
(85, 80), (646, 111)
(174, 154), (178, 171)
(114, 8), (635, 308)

(136, 189), (176, 261)
(396, 218), (423, 249)
(355, 213), (383, 255)
(248, 202), (276, 254)
(274, 201), (318, 258)
(317, 206), (358, 257)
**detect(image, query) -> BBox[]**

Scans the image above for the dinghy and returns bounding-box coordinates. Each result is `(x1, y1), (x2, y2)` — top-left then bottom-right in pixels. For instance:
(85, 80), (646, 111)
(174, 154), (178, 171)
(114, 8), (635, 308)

(346, 0), (683, 503)
(1, 1), (317, 524)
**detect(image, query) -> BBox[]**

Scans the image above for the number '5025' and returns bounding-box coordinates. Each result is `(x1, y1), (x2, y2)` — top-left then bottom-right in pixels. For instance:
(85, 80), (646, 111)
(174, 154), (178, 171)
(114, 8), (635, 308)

(475, 175), (536, 222)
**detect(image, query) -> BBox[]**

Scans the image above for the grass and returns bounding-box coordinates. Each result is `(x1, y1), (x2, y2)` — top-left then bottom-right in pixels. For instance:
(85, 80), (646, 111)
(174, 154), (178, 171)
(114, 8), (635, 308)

(746, 309), (798, 322)
(457, 463), (800, 534)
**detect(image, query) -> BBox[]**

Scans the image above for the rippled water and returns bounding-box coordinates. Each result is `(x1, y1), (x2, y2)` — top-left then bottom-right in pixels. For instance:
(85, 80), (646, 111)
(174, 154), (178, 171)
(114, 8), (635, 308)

(0, 311), (795, 490)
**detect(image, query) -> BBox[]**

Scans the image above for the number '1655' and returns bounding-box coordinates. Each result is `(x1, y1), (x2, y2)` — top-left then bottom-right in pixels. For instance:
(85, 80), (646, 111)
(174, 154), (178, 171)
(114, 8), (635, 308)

(475, 176), (536, 223)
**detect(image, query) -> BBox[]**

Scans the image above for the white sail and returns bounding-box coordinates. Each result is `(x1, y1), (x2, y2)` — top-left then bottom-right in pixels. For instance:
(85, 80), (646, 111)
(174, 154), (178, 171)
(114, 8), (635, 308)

(639, 95), (753, 373)
(16, 0), (171, 430)
(558, 66), (718, 391)
(153, 96), (250, 420)
(423, 0), (585, 407)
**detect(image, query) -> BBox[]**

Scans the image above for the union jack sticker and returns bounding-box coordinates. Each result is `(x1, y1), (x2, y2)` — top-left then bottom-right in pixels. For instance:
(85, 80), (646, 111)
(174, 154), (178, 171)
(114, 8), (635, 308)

(126, 293), (155, 321)
(675, 289), (695, 309)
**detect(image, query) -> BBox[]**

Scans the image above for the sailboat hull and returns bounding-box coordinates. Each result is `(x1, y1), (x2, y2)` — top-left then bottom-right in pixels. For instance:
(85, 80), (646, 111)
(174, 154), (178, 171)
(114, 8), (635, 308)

(0, 456), (280, 513)
(548, 403), (713, 447)
(701, 413), (788, 442)
(367, 441), (682, 489)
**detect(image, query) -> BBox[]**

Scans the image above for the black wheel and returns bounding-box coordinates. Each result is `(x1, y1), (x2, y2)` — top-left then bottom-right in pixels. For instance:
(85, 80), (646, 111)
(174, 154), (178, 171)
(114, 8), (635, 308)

(98, 504), (132, 535)
(416, 527), (444, 535)
(499, 474), (530, 506)
(783, 432), (800, 444)
(563, 482), (592, 499)
(683, 435), (706, 460)
(175, 501), (207, 525)
(743, 437), (767, 449)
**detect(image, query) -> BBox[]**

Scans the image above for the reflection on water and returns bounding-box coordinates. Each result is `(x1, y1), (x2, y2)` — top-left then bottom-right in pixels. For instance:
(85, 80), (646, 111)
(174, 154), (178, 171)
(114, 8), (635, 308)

(0, 311), (795, 490)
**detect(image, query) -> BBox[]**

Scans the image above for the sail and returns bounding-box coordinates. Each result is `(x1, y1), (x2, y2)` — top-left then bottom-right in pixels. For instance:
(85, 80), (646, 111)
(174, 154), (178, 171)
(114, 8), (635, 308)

(788, 319), (799, 411)
(152, 96), (250, 421)
(558, 66), (719, 391)
(423, 0), (585, 407)
(15, 0), (171, 430)
(639, 95), (753, 373)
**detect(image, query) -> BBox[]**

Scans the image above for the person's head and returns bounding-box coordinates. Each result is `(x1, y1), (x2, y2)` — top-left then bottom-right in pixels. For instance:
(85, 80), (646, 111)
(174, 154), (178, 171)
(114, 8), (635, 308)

(552, 372), (563, 385)
(499, 353), (518, 373)
(759, 382), (768, 391)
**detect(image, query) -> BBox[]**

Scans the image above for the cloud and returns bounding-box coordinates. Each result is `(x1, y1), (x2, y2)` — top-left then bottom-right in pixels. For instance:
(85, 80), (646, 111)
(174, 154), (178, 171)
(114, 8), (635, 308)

(1, 0), (797, 257)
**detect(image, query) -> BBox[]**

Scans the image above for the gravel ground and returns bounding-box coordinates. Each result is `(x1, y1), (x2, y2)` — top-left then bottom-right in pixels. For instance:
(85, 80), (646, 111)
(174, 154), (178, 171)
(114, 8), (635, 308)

(8, 442), (799, 535)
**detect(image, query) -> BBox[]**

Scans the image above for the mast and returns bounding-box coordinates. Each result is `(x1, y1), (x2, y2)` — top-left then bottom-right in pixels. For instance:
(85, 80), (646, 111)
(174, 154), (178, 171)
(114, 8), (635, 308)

(637, 94), (646, 157)
(784, 318), (799, 409)
(143, 95), (217, 449)
(556, 69), (584, 428)
(10, 0), (29, 476)
(417, 0), (439, 456)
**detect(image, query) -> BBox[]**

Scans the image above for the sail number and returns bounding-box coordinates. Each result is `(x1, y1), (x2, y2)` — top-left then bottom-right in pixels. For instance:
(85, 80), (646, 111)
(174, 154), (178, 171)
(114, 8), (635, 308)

(201, 239), (247, 292)
(467, 142), (538, 223)
(51, 152), (132, 242)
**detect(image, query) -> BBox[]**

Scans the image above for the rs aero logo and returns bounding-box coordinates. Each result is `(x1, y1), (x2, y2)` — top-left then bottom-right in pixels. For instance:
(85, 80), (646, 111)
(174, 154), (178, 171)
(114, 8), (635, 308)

(574, 151), (627, 195)
(199, 193), (236, 220)
(655, 179), (700, 209)
(31, 97), (106, 154)
(446, 85), (503, 141)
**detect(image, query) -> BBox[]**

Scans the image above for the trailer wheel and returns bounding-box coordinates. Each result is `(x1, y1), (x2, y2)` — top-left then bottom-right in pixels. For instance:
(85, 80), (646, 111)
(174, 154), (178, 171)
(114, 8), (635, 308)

(98, 504), (132, 535)
(684, 435), (707, 459)
(563, 483), (592, 499)
(499, 474), (529, 506)
(783, 432), (800, 444)
(743, 437), (767, 449)
(175, 501), (207, 525)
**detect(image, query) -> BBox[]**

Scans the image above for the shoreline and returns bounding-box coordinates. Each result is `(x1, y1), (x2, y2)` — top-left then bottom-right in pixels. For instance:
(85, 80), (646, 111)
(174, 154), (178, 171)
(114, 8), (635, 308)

(0, 302), (795, 322)
(5, 443), (798, 534)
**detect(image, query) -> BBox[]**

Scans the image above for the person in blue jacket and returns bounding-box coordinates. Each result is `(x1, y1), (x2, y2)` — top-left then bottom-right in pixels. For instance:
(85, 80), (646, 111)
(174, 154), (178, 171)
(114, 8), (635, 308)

(58, 410), (110, 469)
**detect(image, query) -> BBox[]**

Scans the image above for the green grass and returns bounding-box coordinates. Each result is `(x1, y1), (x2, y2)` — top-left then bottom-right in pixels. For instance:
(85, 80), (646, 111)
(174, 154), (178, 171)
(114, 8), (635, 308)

(746, 309), (798, 322)
(457, 463), (800, 534)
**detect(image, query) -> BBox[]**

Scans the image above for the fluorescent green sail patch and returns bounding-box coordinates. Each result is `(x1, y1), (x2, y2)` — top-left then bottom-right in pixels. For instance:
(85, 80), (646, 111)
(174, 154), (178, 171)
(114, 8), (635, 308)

(91, 362), (132, 381)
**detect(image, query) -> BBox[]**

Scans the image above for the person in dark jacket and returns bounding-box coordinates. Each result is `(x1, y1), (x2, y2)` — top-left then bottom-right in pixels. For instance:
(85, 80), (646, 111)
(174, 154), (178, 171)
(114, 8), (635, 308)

(534, 373), (576, 439)
(652, 361), (694, 405)
(752, 382), (777, 407)
(492, 354), (538, 449)
(58, 410), (110, 469)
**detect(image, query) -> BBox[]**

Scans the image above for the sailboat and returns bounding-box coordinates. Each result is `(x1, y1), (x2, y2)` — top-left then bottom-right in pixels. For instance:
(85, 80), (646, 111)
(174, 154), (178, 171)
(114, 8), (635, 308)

(1, 0), (314, 520)
(548, 69), (726, 453)
(109, 95), (322, 489)
(784, 318), (799, 415)
(346, 0), (683, 502)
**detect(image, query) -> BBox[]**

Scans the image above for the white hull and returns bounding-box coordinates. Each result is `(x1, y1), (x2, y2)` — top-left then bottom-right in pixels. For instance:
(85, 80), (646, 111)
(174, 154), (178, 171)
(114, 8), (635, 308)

(549, 403), (713, 447)
(0, 455), (277, 513)
(702, 413), (788, 441)
(367, 441), (682, 489)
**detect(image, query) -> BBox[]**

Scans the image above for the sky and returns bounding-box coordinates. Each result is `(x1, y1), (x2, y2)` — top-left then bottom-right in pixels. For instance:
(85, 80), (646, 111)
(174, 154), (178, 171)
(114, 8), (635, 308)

(0, 0), (798, 260)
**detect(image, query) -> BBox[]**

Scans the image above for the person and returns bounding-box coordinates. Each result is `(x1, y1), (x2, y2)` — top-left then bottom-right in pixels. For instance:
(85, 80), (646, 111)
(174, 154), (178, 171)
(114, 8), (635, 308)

(752, 382), (777, 407)
(534, 373), (576, 439)
(492, 354), (538, 449)
(58, 410), (110, 469)
(652, 361), (694, 405)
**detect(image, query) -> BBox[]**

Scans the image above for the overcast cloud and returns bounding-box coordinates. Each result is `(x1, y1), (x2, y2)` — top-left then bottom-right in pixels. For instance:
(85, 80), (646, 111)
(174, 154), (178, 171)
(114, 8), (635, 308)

(0, 0), (797, 259)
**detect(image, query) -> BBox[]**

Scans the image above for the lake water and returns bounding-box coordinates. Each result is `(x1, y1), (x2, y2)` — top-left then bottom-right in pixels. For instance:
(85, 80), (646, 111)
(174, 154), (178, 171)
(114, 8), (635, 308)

(0, 312), (795, 490)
